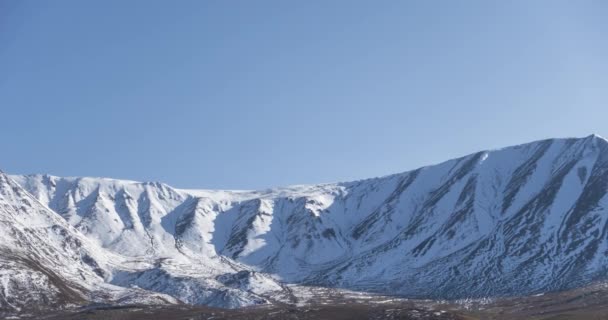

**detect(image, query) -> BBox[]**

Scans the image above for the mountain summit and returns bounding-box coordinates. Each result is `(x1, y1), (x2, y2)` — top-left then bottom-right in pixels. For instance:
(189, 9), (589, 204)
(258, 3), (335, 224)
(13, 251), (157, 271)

(2, 135), (608, 313)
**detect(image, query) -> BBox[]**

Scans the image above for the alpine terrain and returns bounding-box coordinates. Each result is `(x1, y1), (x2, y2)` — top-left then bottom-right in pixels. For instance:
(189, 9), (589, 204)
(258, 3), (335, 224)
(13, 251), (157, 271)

(3, 134), (608, 318)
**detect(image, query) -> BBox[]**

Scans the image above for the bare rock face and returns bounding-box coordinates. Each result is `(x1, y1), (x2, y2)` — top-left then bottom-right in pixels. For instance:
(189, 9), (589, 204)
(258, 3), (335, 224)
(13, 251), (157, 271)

(3, 135), (608, 313)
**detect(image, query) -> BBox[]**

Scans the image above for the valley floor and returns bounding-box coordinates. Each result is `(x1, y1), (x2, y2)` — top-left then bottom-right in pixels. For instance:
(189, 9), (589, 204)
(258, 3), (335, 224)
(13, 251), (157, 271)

(25, 303), (469, 320)
(12, 282), (608, 320)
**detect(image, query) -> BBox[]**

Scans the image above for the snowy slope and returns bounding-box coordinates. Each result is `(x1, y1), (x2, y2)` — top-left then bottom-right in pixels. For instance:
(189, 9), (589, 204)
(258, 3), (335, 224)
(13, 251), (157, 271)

(0, 172), (180, 314)
(5, 134), (608, 310)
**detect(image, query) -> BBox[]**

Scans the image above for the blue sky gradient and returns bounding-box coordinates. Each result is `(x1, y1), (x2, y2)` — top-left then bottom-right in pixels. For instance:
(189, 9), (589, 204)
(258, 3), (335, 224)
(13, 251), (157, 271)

(1, 1), (607, 189)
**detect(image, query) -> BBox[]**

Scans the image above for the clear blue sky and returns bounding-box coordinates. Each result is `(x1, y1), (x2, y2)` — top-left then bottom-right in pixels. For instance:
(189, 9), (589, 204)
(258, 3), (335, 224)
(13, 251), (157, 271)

(1, 1), (607, 189)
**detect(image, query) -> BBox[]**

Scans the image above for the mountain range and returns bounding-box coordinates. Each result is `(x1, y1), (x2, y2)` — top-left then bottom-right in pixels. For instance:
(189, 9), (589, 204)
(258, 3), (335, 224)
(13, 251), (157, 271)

(2, 134), (608, 315)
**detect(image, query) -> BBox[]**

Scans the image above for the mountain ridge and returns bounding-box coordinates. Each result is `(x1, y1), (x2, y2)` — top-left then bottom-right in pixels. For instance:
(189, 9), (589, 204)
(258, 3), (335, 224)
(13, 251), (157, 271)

(13, 134), (607, 192)
(3, 134), (608, 313)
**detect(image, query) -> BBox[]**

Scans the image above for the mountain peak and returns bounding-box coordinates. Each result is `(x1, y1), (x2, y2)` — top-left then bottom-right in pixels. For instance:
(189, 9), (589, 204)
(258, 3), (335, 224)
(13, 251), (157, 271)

(586, 133), (607, 141)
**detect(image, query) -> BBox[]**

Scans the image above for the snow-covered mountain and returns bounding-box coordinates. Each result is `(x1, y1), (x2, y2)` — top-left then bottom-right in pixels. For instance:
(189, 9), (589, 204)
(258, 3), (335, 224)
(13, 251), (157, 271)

(3, 134), (608, 312)
(0, 171), (179, 314)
